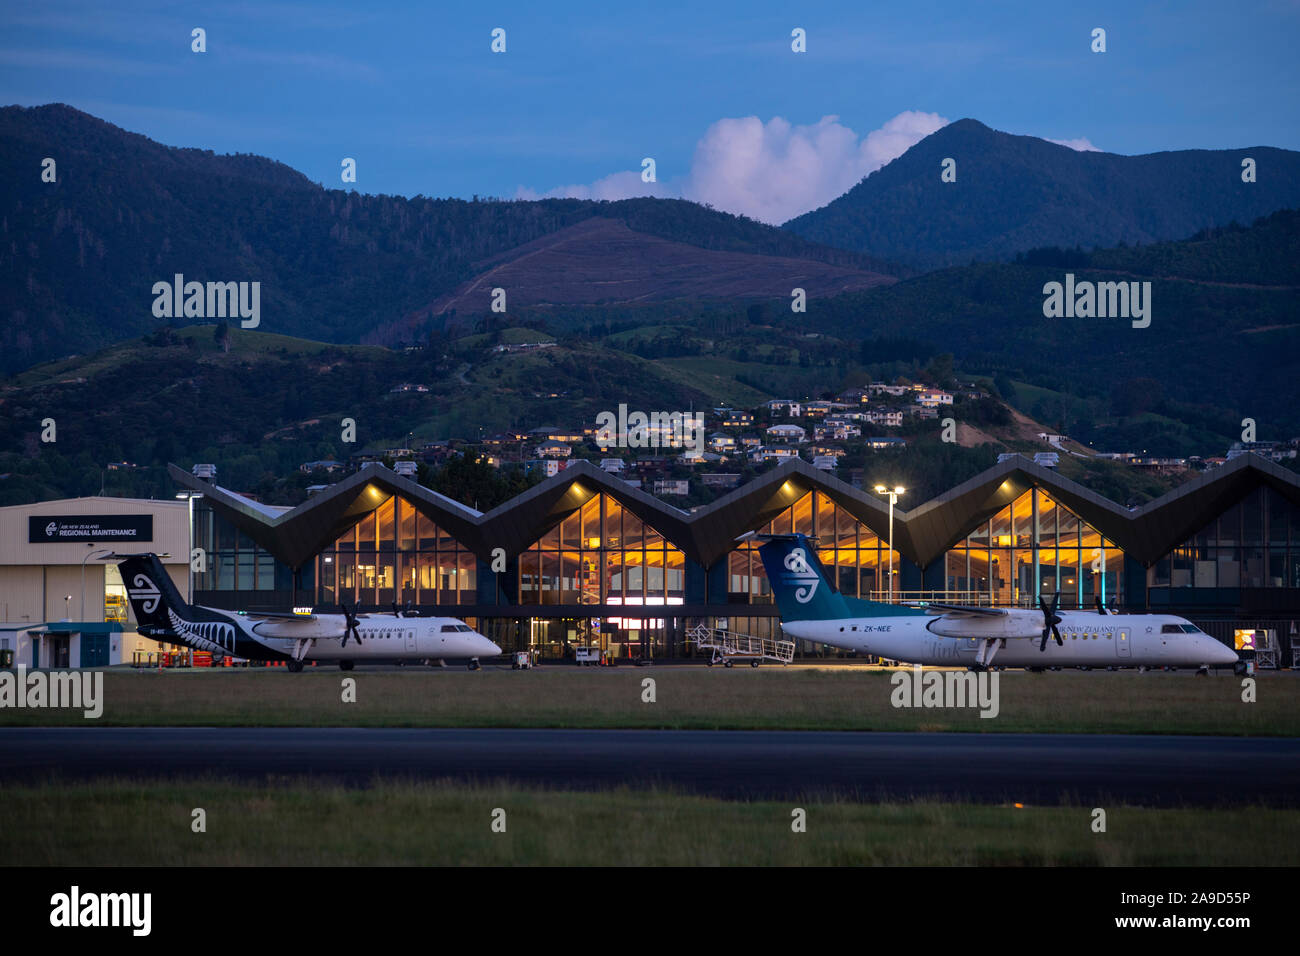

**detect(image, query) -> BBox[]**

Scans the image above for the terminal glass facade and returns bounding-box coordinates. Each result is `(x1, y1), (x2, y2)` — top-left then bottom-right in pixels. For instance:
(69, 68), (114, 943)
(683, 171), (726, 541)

(195, 502), (293, 593)
(944, 488), (1124, 607)
(1149, 486), (1300, 590)
(517, 494), (686, 608)
(316, 494), (477, 607)
(726, 490), (900, 602)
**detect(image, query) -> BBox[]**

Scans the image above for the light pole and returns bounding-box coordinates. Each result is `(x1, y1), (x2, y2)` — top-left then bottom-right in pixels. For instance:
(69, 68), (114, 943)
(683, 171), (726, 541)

(175, 492), (204, 602)
(874, 485), (906, 602)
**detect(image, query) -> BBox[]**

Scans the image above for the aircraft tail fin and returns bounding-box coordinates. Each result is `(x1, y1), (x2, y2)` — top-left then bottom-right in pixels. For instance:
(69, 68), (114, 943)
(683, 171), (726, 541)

(754, 534), (853, 622)
(118, 553), (190, 628)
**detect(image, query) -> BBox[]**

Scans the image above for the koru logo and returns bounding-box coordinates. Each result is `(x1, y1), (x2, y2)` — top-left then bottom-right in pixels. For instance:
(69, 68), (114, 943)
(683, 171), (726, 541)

(45, 522), (57, 537)
(129, 574), (161, 614)
(782, 547), (820, 604)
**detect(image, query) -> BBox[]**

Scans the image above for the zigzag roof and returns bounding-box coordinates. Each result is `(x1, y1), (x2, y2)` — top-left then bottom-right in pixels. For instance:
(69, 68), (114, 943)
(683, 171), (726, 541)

(168, 454), (1300, 571)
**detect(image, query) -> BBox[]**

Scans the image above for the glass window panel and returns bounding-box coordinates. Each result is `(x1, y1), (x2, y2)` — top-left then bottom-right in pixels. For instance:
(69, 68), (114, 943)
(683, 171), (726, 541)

(990, 506), (1012, 549)
(357, 513), (376, 551)
(400, 553), (417, 604)
(375, 497), (396, 551)
(318, 555), (335, 605)
(1011, 491), (1033, 548)
(561, 511), (581, 551)
(645, 549), (665, 600)
(458, 553), (476, 604)
(256, 553), (275, 591)
(518, 552), (540, 604)
(1217, 503), (1241, 547)
(621, 509), (643, 550)
(792, 492), (814, 537)
(356, 551), (378, 604)
(581, 497), (602, 549)
(398, 499), (416, 551)
(377, 552), (395, 606)
(1036, 490), (1059, 548)
(1242, 489), (1264, 546)
(665, 549), (685, 602)
(417, 514), (437, 551)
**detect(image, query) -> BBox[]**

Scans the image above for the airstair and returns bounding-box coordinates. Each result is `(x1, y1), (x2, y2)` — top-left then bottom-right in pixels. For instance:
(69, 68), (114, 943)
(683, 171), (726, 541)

(687, 623), (795, 667)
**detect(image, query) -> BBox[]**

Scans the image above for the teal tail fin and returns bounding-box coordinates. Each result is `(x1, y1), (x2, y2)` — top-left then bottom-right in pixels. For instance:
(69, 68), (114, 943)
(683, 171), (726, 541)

(754, 533), (924, 621)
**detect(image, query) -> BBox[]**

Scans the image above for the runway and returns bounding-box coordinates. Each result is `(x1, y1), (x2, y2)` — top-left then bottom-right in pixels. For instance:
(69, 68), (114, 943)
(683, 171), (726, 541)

(3, 727), (1297, 805)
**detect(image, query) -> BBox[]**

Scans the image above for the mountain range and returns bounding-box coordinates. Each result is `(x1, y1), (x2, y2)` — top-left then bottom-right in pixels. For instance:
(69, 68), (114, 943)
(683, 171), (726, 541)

(784, 119), (1300, 269)
(4, 106), (1300, 373)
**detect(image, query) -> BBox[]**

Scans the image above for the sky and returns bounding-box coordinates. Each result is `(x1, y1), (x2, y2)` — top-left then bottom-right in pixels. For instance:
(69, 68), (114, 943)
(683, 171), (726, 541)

(2, 0), (1298, 224)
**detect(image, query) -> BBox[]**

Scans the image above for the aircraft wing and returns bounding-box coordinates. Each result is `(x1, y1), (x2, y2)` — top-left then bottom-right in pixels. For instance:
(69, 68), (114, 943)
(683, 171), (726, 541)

(239, 610), (318, 621)
(922, 603), (1009, 618)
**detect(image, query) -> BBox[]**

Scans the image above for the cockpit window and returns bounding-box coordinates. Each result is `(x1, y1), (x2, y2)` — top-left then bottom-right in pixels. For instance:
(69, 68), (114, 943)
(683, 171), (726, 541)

(1161, 624), (1184, 634)
(440, 625), (458, 633)
(1180, 624), (1202, 633)
(457, 625), (473, 632)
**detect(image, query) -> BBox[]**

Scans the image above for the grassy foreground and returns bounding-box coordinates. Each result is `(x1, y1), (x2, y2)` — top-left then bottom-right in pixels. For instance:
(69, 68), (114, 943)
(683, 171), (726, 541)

(3, 778), (1295, 866)
(0, 667), (1292, 734)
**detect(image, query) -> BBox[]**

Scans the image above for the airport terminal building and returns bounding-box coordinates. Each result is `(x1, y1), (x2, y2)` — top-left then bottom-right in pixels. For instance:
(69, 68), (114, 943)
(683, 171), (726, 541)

(167, 454), (1300, 664)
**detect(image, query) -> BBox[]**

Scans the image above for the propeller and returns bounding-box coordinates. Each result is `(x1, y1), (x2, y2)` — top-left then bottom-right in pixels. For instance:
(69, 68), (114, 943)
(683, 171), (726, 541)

(1038, 593), (1063, 651)
(392, 602), (403, 618)
(1095, 596), (1108, 616)
(340, 604), (362, 647)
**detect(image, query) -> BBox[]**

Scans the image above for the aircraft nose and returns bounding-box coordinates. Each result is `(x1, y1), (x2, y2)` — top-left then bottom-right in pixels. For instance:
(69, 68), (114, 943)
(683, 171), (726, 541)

(1207, 637), (1238, 665)
(480, 637), (502, 657)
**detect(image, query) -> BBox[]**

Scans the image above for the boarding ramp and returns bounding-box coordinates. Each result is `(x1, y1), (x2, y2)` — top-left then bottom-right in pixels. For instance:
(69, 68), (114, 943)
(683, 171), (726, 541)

(687, 623), (794, 667)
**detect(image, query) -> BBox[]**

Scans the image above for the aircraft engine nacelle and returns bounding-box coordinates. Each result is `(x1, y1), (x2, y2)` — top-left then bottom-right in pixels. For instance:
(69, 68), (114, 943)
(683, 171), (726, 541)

(926, 610), (1043, 640)
(250, 617), (347, 640)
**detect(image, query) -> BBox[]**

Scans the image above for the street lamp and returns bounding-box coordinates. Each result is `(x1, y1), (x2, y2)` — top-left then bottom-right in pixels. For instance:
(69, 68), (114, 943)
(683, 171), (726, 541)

(874, 485), (906, 602)
(175, 491), (204, 602)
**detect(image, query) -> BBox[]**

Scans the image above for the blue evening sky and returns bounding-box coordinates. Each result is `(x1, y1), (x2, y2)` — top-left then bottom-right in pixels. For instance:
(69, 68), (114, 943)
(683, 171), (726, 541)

(2, 0), (1297, 206)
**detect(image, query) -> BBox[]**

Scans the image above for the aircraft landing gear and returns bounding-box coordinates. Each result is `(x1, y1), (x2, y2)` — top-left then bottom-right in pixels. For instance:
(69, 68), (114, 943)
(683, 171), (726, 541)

(339, 660), (354, 671)
(468, 659), (481, 671)
(1195, 665), (1209, 676)
(750, 659), (760, 668)
(287, 660), (304, 673)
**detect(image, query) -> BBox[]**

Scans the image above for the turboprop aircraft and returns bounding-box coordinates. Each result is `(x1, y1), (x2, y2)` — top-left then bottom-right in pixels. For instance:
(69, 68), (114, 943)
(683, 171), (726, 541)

(119, 553), (500, 671)
(751, 533), (1239, 674)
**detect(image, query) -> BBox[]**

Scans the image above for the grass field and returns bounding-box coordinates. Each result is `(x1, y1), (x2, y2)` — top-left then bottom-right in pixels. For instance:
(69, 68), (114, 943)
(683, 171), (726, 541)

(4, 777), (1295, 866)
(1, 666), (1291, 734)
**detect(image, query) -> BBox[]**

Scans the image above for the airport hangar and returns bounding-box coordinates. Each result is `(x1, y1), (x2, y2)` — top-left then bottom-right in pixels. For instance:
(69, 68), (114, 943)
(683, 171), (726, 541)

(148, 452), (1300, 665)
(0, 496), (190, 668)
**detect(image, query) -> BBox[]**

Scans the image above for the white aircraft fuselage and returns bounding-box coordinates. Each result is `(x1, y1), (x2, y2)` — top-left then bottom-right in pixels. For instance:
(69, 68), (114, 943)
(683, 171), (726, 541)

(782, 610), (1239, 668)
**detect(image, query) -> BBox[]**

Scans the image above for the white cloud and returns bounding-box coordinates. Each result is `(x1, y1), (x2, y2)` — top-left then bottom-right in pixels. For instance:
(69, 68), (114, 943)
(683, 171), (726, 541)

(1047, 136), (1101, 152)
(516, 110), (950, 224)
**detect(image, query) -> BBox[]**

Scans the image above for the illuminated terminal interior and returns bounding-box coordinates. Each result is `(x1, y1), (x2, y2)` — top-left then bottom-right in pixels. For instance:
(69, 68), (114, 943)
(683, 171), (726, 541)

(178, 456), (1300, 661)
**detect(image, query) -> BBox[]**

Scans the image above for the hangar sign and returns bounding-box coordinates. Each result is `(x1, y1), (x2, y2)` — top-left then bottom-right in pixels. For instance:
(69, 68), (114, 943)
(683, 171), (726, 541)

(28, 515), (153, 543)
